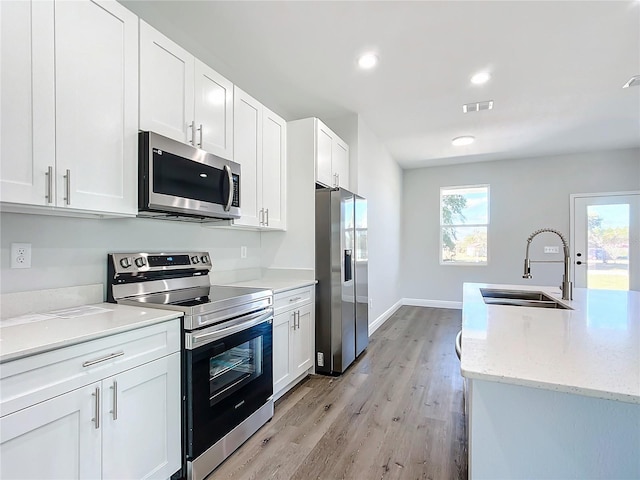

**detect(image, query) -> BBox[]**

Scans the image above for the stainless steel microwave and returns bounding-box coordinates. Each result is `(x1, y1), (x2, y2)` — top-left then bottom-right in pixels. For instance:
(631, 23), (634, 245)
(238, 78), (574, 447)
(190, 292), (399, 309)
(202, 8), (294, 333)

(138, 131), (241, 221)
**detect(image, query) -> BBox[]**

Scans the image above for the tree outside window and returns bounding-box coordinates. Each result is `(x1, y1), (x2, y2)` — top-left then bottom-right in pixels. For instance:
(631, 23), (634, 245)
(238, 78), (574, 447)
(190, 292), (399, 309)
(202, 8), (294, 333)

(440, 185), (489, 264)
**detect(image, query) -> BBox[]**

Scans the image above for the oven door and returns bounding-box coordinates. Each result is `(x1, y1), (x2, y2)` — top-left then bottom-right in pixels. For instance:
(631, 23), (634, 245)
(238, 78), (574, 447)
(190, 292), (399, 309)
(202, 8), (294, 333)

(139, 131), (240, 219)
(185, 308), (273, 460)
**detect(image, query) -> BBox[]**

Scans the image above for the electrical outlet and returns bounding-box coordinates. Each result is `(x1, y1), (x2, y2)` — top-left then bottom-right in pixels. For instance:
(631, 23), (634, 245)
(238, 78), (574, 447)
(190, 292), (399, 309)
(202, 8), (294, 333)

(240, 246), (247, 258)
(544, 246), (560, 254)
(11, 243), (32, 269)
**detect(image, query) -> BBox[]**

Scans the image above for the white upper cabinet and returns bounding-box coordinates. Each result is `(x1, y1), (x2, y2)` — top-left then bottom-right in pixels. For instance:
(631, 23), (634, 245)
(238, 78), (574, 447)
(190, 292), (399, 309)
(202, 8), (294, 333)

(0, 0), (54, 206)
(140, 21), (234, 160)
(232, 86), (286, 230)
(139, 20), (194, 146)
(55, 0), (138, 215)
(332, 136), (350, 190)
(194, 59), (234, 159)
(289, 117), (350, 190)
(0, 0), (138, 216)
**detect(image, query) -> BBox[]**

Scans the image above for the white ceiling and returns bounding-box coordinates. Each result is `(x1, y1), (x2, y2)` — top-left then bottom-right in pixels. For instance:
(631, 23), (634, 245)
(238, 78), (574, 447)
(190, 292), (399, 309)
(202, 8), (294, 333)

(121, 0), (640, 169)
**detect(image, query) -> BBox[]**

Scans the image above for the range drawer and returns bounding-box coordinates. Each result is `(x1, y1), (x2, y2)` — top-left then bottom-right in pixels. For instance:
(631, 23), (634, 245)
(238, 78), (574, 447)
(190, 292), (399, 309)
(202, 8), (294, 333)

(0, 319), (180, 417)
(274, 285), (313, 315)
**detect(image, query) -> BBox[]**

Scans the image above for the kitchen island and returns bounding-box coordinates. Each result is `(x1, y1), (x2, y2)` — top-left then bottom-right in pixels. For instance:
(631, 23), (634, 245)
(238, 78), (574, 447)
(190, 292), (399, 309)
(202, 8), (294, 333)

(461, 283), (639, 479)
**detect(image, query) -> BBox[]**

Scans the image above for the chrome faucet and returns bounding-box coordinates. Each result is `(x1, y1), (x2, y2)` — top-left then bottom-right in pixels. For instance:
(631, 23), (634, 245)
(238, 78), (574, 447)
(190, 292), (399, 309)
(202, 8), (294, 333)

(523, 228), (573, 300)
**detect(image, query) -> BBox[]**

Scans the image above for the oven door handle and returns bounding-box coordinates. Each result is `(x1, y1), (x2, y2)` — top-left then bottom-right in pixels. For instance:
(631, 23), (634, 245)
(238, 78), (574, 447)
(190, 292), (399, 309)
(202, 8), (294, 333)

(186, 308), (273, 350)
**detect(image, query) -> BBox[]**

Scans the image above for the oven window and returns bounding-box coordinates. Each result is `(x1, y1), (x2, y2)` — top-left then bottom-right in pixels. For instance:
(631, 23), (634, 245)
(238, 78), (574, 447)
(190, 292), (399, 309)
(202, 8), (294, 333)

(209, 338), (263, 407)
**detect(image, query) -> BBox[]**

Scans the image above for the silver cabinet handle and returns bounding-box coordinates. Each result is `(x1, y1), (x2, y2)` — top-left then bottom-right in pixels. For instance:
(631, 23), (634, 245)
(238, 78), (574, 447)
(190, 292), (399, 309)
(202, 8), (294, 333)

(93, 387), (100, 429)
(45, 166), (53, 203)
(296, 310), (301, 329)
(197, 124), (203, 148)
(289, 296), (302, 303)
(82, 351), (124, 367)
(455, 330), (462, 360)
(259, 208), (264, 225)
(188, 121), (195, 145)
(111, 381), (118, 420)
(64, 169), (71, 205)
(265, 208), (269, 226)
(223, 164), (233, 211)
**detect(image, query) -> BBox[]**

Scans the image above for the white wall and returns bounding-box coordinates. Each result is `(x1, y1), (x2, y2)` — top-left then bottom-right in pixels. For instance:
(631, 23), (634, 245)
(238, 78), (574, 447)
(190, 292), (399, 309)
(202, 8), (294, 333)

(0, 213), (261, 296)
(401, 148), (640, 303)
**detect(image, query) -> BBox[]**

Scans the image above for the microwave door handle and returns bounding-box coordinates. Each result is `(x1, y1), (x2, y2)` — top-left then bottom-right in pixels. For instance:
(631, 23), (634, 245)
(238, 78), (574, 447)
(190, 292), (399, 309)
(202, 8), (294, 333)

(224, 164), (233, 211)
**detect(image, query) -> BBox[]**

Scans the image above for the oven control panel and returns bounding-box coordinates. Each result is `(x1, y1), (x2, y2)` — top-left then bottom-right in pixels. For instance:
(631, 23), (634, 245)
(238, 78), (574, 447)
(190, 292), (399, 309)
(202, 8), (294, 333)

(109, 252), (212, 274)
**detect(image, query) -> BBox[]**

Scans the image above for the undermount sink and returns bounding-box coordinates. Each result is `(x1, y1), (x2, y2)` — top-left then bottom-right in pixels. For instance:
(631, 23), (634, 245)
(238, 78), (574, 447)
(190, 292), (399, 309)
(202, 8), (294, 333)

(480, 288), (572, 310)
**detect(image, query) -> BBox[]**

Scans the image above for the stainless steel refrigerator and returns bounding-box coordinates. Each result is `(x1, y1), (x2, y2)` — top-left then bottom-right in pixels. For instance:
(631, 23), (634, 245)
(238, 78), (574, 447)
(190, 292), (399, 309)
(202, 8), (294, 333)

(315, 187), (368, 375)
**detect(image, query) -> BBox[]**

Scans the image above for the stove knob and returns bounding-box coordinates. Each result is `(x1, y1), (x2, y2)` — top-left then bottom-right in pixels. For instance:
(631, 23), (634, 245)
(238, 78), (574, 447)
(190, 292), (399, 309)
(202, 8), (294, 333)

(134, 257), (146, 268)
(201, 255), (209, 264)
(119, 257), (131, 268)
(190, 255), (200, 264)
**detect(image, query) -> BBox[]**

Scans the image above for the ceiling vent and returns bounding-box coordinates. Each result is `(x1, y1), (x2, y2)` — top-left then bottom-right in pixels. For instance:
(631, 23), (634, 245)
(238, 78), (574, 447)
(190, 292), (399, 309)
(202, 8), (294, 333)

(622, 75), (640, 88)
(463, 100), (494, 113)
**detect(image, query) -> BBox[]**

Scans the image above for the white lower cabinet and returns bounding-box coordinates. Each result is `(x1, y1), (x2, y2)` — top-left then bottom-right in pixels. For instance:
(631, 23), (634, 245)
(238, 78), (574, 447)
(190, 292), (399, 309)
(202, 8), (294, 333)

(272, 286), (314, 399)
(0, 319), (181, 480)
(0, 383), (101, 479)
(102, 353), (181, 480)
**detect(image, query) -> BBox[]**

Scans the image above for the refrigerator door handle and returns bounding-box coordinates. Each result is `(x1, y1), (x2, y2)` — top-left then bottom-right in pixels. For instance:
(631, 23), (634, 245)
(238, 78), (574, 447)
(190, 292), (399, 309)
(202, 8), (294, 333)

(344, 249), (353, 282)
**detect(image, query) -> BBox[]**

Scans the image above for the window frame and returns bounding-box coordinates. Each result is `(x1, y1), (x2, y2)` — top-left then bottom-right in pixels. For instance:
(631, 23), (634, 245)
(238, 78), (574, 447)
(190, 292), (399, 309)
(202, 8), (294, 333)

(439, 184), (490, 266)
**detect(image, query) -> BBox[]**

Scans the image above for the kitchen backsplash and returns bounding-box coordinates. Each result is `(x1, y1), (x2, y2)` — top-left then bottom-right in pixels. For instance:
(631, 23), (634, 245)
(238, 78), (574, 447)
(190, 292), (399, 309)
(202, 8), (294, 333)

(0, 212), (262, 296)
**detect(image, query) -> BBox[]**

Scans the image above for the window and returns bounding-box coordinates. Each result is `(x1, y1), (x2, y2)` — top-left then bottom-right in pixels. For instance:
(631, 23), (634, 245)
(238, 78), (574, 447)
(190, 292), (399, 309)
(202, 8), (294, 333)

(440, 185), (489, 265)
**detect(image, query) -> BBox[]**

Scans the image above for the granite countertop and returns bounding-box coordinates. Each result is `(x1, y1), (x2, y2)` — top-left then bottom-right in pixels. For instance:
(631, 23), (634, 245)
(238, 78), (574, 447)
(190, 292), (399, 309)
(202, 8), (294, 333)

(0, 303), (181, 363)
(222, 278), (317, 294)
(461, 283), (640, 404)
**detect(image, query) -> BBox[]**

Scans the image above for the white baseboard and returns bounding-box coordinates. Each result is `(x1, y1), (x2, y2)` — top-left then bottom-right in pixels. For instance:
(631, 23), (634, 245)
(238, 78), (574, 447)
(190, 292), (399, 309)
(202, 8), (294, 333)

(369, 299), (403, 336)
(402, 298), (463, 310)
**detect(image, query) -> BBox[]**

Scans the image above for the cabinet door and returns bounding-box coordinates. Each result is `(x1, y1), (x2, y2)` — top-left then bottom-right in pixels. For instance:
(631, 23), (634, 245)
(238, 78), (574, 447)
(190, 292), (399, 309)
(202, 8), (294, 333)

(0, 383), (101, 479)
(333, 137), (350, 190)
(233, 87), (262, 227)
(194, 59), (234, 160)
(55, 0), (138, 214)
(0, 0), (54, 206)
(262, 107), (287, 230)
(316, 121), (334, 187)
(273, 311), (293, 395)
(102, 353), (181, 480)
(292, 303), (314, 377)
(139, 20), (195, 145)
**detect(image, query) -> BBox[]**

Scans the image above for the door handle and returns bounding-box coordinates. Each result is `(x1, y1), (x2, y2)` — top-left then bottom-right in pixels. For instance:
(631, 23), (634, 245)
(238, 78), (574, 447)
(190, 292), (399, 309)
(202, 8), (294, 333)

(188, 121), (195, 145)
(197, 124), (203, 148)
(265, 208), (269, 226)
(92, 387), (100, 429)
(111, 381), (118, 420)
(45, 166), (53, 204)
(64, 169), (71, 205)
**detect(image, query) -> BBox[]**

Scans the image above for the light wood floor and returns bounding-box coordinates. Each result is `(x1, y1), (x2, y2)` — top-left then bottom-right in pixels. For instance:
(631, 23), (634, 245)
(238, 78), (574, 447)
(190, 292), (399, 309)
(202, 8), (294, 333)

(210, 306), (467, 480)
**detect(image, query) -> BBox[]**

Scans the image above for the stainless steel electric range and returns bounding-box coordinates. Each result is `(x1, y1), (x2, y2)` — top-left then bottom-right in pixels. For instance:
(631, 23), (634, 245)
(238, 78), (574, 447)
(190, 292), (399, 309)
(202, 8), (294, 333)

(107, 252), (273, 480)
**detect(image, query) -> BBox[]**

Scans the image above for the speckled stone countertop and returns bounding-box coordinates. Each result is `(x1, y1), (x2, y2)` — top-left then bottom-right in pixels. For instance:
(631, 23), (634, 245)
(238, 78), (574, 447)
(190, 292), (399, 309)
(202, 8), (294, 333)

(461, 283), (640, 404)
(222, 278), (316, 294)
(0, 303), (181, 363)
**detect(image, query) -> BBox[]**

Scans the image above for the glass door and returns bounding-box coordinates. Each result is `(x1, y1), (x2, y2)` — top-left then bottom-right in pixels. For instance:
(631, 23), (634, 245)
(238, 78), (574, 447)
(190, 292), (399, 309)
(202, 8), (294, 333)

(572, 192), (640, 291)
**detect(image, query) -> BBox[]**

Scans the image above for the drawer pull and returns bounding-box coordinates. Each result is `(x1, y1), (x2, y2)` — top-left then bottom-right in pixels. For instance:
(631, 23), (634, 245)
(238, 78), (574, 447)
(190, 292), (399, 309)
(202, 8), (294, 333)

(289, 296), (302, 302)
(82, 351), (124, 367)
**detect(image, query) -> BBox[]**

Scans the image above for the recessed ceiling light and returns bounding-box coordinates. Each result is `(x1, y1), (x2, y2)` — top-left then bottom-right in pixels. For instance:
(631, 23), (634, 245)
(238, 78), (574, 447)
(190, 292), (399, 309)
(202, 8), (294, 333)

(358, 53), (378, 70)
(622, 75), (640, 88)
(470, 72), (491, 85)
(452, 136), (475, 146)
